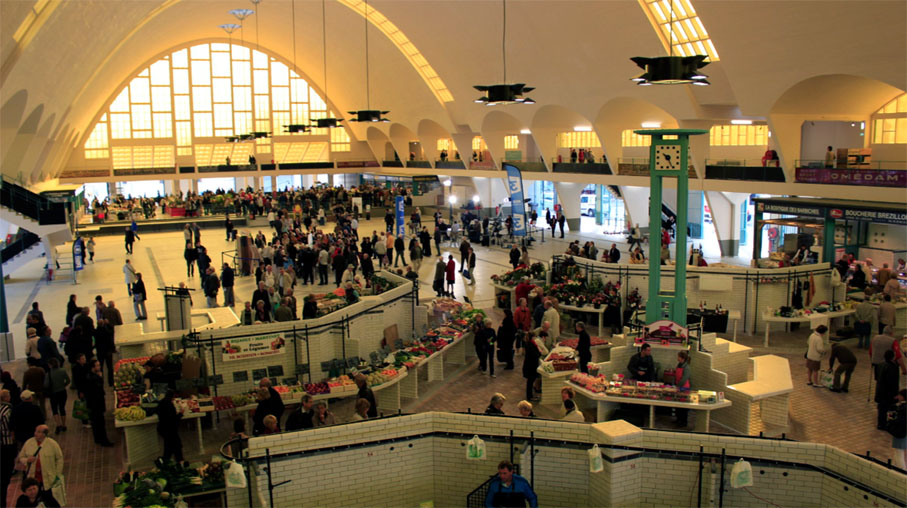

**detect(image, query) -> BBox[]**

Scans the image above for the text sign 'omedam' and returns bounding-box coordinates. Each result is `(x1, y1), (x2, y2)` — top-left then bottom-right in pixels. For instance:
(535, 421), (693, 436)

(222, 333), (287, 362)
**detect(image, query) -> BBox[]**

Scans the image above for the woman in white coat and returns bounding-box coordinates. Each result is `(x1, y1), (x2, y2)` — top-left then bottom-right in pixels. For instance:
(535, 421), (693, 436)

(17, 424), (64, 504)
(806, 324), (828, 386)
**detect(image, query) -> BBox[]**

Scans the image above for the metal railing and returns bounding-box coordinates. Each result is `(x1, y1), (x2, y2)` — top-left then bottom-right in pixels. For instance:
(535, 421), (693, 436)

(795, 159), (907, 170)
(705, 163), (786, 182)
(552, 162), (613, 175)
(1, 231), (40, 264)
(0, 179), (69, 225)
(705, 158), (780, 167)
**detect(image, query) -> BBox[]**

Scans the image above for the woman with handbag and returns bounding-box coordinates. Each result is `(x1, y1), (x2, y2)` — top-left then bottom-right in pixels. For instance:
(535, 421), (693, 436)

(132, 273), (147, 320)
(497, 310), (516, 370)
(16, 425), (63, 507)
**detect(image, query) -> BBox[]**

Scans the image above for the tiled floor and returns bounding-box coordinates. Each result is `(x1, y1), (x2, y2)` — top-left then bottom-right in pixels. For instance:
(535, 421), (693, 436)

(2, 214), (904, 507)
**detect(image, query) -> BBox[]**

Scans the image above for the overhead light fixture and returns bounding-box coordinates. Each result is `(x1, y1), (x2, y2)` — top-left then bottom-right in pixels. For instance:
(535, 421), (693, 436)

(226, 131), (270, 142)
(443, 179), (452, 187)
(472, 195), (481, 204)
(629, 3), (709, 86)
(520, 129), (531, 134)
(731, 119), (753, 125)
(284, 124), (310, 134)
(309, 0), (342, 129)
(473, 0), (536, 106)
(641, 121), (662, 128)
(573, 126), (592, 132)
(350, 0), (390, 122)
(448, 195), (458, 204)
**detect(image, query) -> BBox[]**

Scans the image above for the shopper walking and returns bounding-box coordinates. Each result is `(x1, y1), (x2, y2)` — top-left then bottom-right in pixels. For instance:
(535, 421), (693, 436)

(0, 389), (15, 508)
(475, 318), (497, 377)
(95, 319), (115, 386)
(854, 296), (876, 349)
(203, 267), (220, 307)
(184, 241), (197, 277)
(84, 359), (114, 446)
(123, 260), (137, 296)
(576, 321), (592, 374)
(124, 226), (135, 254)
(156, 390), (184, 462)
(221, 263), (235, 307)
(47, 359), (70, 434)
(465, 247), (477, 286)
(806, 325), (827, 386)
(394, 235), (406, 267)
(10, 391), (44, 447)
(827, 343), (857, 393)
(497, 311), (516, 370)
(876, 350), (901, 430)
(16, 425), (63, 506)
(446, 255), (457, 298)
(132, 273), (148, 320)
(485, 460), (538, 508)
(557, 212), (566, 238)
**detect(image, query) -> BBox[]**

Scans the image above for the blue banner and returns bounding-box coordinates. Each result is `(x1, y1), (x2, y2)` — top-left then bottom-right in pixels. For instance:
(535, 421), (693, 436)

(503, 163), (527, 237)
(395, 196), (406, 237)
(73, 238), (84, 271)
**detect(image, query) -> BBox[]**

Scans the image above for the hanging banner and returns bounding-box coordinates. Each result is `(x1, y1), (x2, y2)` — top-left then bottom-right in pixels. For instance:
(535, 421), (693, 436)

(503, 163), (527, 237)
(395, 196), (406, 237)
(221, 333), (286, 362)
(72, 238), (83, 271)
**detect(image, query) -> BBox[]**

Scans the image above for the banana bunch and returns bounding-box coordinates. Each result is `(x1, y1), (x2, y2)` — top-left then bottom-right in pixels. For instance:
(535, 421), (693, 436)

(115, 406), (147, 422)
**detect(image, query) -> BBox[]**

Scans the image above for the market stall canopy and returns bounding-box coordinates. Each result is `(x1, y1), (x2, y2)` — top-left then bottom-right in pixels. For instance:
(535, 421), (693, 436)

(753, 197), (907, 226)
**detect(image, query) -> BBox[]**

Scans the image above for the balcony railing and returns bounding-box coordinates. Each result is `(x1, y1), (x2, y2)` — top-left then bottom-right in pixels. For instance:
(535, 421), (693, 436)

(705, 159), (785, 182)
(794, 160), (907, 187)
(112, 166), (176, 177)
(617, 158), (696, 177)
(1, 231), (40, 264)
(435, 160), (466, 170)
(552, 162), (612, 174)
(382, 160), (404, 168)
(0, 179), (68, 225)
(405, 160), (432, 169)
(507, 161), (547, 173)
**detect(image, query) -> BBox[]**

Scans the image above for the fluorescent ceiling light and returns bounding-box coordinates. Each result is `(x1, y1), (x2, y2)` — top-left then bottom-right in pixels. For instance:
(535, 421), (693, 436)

(641, 122), (661, 128)
(573, 126), (592, 132)
(520, 129), (531, 134)
(731, 119), (752, 125)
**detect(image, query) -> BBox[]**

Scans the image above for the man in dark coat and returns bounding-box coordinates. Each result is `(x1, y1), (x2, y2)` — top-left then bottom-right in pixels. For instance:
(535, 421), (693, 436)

(10, 390), (44, 446)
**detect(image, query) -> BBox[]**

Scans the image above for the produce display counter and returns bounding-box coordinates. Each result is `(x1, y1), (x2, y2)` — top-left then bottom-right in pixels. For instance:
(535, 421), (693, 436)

(116, 307), (239, 358)
(726, 355), (793, 436)
(115, 411), (206, 468)
(490, 282), (516, 310)
(571, 384), (731, 432)
(399, 332), (473, 400)
(536, 342), (611, 405)
(760, 309), (853, 347)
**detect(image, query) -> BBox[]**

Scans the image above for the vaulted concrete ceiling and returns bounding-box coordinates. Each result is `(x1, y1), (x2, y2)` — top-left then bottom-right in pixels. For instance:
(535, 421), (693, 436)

(1, 0), (905, 182)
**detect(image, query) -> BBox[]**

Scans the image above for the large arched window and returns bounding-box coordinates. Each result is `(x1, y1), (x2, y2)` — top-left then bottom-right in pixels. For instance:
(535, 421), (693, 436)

(82, 42), (352, 170)
(872, 94), (907, 144)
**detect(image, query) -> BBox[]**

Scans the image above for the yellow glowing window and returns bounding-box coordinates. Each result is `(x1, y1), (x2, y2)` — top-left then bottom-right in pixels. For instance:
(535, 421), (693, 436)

(504, 135), (519, 150)
(252, 50), (269, 70)
(174, 96), (191, 121)
(232, 61), (251, 86)
(214, 104), (233, 129)
(111, 147), (132, 169)
(272, 112), (290, 135)
(639, 0), (719, 61)
(173, 69), (190, 95)
(212, 52), (231, 78)
(193, 113), (213, 137)
(110, 88), (130, 113)
(873, 94), (907, 144)
(150, 60), (170, 86)
(177, 147), (193, 156)
(472, 137), (486, 151)
(176, 121), (192, 146)
(331, 127), (351, 152)
(172, 49), (188, 68)
(558, 132), (602, 149)
(195, 144), (213, 166)
(234, 112), (252, 136)
(151, 87), (171, 112)
(212, 78), (232, 103)
(85, 150), (109, 160)
(129, 77), (150, 103)
(622, 130), (651, 147)
(153, 146), (174, 167)
(110, 113), (131, 139)
(437, 139), (451, 151)
(153, 113), (173, 138)
(290, 78), (308, 103)
(192, 86), (212, 111)
(272, 87), (290, 111)
(233, 87), (252, 111)
(191, 60), (211, 86)
(84, 121), (109, 150)
(337, 0), (453, 104)
(254, 95), (270, 119)
(709, 125), (768, 146)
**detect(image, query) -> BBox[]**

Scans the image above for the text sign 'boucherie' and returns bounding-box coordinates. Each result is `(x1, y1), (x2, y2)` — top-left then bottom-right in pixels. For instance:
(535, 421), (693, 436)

(222, 333), (287, 362)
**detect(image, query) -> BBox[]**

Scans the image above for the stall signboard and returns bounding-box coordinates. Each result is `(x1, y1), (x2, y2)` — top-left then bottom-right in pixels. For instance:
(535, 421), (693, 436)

(755, 202), (824, 218)
(642, 320), (689, 344)
(833, 208), (907, 225)
(795, 168), (907, 188)
(395, 196), (406, 237)
(72, 239), (84, 271)
(221, 333), (287, 362)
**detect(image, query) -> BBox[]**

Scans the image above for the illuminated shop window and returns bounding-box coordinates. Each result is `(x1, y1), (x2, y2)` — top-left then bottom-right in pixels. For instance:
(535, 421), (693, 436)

(709, 125), (768, 146)
(621, 130), (651, 147)
(504, 135), (519, 150)
(558, 132), (601, 149)
(639, 0), (719, 61)
(872, 94), (907, 144)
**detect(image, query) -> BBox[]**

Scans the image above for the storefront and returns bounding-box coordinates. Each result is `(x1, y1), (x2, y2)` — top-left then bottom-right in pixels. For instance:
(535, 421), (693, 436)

(753, 197), (907, 265)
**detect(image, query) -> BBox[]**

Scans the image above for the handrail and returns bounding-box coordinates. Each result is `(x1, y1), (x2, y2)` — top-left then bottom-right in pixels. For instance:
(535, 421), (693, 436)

(795, 159), (907, 170)
(706, 158), (780, 167)
(0, 179), (69, 225)
(1, 231), (41, 264)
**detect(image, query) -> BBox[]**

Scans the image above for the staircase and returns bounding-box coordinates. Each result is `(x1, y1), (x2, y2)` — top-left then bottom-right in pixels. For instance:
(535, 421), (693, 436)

(1, 231), (44, 275)
(0, 179), (73, 238)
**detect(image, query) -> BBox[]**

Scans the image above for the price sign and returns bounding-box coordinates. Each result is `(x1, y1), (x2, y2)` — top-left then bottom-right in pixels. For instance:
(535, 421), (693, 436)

(394, 339), (404, 350)
(295, 364), (310, 375)
(282, 378), (297, 386)
(209, 374), (224, 385)
(233, 371), (249, 383)
(175, 379), (193, 391)
(320, 361), (332, 372)
(369, 352), (379, 363)
(267, 365), (284, 378)
(251, 368), (268, 381)
(346, 357), (359, 368)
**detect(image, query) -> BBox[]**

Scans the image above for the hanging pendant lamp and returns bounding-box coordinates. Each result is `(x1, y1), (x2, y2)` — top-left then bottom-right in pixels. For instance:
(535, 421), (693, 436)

(349, 0), (390, 122)
(629, 4), (709, 86)
(473, 0), (535, 106)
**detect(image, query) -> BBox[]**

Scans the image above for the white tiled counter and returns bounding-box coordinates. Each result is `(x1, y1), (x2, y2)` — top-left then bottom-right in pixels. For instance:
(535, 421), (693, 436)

(725, 354), (794, 436)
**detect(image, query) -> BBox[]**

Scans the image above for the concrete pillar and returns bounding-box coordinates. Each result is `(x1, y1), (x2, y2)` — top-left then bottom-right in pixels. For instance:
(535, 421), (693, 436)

(190, 179), (198, 194)
(553, 182), (585, 232)
(301, 174), (314, 188)
(620, 186), (651, 234)
(705, 191), (736, 257)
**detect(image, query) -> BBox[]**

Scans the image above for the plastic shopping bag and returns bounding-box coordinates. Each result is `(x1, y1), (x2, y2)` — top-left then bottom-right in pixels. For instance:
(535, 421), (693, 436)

(730, 459), (753, 488)
(466, 435), (486, 460)
(225, 460), (248, 489)
(48, 475), (66, 506)
(820, 370), (835, 389)
(588, 445), (604, 473)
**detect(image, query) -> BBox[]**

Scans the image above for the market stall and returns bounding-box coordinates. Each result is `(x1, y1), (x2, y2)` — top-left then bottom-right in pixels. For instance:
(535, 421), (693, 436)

(489, 263), (548, 310)
(536, 339), (611, 405)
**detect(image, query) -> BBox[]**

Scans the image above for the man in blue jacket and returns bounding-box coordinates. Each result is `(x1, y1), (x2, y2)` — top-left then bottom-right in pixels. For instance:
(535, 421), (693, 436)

(485, 460), (538, 508)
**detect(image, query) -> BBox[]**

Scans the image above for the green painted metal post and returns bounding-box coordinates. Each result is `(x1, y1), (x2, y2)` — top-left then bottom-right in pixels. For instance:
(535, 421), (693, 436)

(636, 129), (708, 327)
(753, 209), (763, 262)
(595, 184), (603, 226)
(0, 260), (7, 334)
(823, 217), (836, 264)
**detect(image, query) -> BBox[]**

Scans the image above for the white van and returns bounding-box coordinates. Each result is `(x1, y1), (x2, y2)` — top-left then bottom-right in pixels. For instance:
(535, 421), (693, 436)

(580, 194), (596, 216)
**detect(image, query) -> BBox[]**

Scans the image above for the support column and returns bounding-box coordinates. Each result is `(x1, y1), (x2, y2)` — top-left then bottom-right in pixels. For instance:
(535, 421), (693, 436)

(705, 191), (736, 257)
(595, 184), (603, 226)
(553, 182), (585, 234)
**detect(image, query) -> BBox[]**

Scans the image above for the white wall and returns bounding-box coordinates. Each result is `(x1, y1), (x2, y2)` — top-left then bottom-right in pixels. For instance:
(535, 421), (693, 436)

(800, 121), (867, 161)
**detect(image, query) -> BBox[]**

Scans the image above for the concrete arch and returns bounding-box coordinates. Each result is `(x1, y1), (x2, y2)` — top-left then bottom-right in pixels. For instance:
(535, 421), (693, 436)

(2, 103), (43, 184)
(480, 111), (525, 171)
(366, 126), (391, 163)
(417, 119), (453, 165)
(0, 89), (29, 166)
(530, 105), (598, 170)
(389, 122), (420, 162)
(768, 74), (905, 179)
(593, 96), (679, 169)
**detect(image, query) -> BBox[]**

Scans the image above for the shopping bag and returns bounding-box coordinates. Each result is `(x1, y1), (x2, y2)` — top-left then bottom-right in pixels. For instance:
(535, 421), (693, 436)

(48, 475), (67, 506)
(466, 435), (486, 460)
(72, 399), (90, 422)
(820, 370), (834, 389)
(588, 445), (604, 473)
(729, 459), (753, 488)
(462, 269), (471, 280)
(225, 460), (247, 489)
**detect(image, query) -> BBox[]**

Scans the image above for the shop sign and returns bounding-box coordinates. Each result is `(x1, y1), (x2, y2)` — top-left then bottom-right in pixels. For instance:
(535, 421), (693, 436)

(755, 202), (823, 218)
(840, 208), (907, 225)
(796, 167), (907, 188)
(829, 209), (843, 219)
(222, 333), (286, 362)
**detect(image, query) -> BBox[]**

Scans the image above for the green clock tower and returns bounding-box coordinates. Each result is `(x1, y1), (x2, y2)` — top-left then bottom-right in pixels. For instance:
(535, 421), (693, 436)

(635, 128), (708, 326)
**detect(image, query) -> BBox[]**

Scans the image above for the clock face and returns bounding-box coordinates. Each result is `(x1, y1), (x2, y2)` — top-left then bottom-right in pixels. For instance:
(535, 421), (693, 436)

(654, 144), (682, 171)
